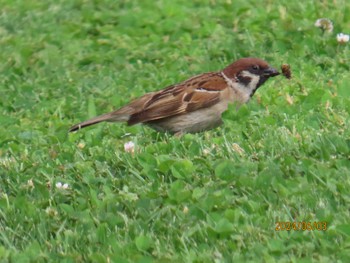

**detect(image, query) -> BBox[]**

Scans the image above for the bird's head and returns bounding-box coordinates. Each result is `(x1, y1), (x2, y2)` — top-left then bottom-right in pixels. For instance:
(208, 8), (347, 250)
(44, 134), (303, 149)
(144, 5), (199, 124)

(222, 57), (280, 97)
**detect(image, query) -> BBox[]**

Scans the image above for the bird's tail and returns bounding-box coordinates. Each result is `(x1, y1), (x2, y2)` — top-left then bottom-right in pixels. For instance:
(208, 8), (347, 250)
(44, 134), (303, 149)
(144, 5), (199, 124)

(68, 112), (128, 132)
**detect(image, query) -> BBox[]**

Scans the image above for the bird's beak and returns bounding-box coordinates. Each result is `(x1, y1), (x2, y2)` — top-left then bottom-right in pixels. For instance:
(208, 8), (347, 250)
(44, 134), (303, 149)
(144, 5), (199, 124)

(264, 67), (280, 77)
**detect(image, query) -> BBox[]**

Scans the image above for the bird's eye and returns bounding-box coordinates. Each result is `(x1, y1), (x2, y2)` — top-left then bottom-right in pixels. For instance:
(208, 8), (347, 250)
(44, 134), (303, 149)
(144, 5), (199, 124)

(252, 65), (259, 70)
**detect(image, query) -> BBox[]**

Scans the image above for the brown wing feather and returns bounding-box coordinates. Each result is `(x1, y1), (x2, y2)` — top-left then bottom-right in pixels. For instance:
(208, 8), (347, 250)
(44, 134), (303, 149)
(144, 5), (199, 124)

(127, 88), (186, 125)
(127, 72), (228, 125)
(186, 91), (221, 112)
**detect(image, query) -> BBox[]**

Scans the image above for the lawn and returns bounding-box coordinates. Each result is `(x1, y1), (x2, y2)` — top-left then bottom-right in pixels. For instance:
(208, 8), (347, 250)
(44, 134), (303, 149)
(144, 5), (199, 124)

(0, 0), (350, 262)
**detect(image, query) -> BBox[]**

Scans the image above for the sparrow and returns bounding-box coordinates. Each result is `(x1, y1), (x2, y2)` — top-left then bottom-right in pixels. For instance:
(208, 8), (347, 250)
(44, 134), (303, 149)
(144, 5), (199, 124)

(69, 57), (280, 135)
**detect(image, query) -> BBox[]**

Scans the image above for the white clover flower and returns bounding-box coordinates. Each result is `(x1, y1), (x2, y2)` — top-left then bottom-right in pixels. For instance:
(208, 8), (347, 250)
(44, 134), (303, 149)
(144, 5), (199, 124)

(45, 207), (58, 216)
(314, 19), (322, 27)
(56, 182), (69, 189)
(27, 179), (34, 188)
(77, 142), (85, 149)
(183, 206), (189, 214)
(336, 33), (349, 44)
(314, 18), (333, 33)
(124, 141), (135, 153)
(203, 148), (210, 155)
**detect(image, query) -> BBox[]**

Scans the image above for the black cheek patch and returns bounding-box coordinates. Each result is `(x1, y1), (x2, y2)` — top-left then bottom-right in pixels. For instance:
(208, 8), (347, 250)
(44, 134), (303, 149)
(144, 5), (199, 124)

(237, 75), (252, 86)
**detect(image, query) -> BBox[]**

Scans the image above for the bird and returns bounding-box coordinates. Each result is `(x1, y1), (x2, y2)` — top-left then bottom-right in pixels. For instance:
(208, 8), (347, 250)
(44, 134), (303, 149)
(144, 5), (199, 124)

(69, 57), (280, 135)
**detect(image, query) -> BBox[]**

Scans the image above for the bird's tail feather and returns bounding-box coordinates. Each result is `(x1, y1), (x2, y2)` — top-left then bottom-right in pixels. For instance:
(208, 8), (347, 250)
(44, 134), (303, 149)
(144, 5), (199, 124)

(69, 112), (126, 132)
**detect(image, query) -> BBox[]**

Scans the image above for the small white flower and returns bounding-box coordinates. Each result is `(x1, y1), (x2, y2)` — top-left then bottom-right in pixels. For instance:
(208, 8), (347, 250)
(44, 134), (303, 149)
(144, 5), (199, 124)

(124, 141), (135, 153)
(45, 207), (58, 216)
(27, 179), (34, 188)
(77, 142), (85, 149)
(314, 19), (322, 27)
(314, 18), (333, 33)
(183, 206), (189, 214)
(318, 200), (326, 208)
(203, 148), (210, 155)
(336, 33), (349, 44)
(56, 182), (69, 189)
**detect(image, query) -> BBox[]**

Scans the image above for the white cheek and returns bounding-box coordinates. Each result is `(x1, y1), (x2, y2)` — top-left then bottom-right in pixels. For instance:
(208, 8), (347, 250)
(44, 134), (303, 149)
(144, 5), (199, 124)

(240, 71), (260, 92)
(233, 71), (260, 102)
(221, 71), (260, 103)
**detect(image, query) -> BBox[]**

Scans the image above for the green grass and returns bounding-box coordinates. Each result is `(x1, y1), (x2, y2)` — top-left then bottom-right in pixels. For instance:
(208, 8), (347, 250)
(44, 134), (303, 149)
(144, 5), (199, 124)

(1, 0), (350, 262)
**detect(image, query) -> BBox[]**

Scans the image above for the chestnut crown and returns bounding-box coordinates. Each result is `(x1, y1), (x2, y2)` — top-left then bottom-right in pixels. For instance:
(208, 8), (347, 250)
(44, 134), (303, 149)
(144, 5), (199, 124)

(222, 57), (279, 78)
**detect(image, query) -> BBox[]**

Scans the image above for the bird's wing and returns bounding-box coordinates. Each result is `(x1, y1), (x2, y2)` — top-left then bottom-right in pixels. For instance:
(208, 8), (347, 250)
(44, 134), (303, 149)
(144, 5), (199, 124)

(125, 72), (229, 125)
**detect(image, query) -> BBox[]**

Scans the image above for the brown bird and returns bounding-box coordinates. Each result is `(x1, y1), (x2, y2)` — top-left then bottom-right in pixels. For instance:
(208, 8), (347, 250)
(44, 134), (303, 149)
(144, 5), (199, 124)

(69, 57), (280, 135)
